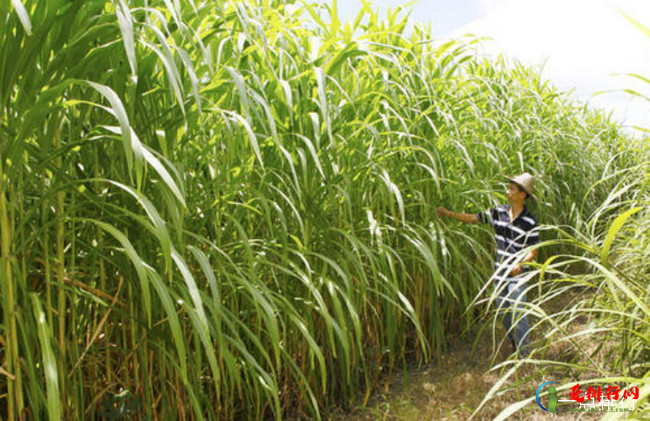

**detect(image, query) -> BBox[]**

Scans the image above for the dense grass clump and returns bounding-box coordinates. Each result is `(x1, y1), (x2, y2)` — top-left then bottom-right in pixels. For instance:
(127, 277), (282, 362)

(0, 0), (640, 419)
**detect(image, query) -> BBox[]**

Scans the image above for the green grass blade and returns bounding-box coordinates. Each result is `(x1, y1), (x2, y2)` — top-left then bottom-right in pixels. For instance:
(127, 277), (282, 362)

(600, 206), (641, 267)
(30, 293), (60, 420)
(10, 0), (32, 35)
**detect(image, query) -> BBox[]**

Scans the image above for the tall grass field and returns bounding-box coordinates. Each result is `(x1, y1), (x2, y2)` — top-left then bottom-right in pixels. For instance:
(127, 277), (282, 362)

(1, 0), (647, 419)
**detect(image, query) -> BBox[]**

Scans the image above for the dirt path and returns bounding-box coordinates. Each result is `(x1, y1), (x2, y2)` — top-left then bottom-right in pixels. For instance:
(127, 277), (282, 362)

(327, 324), (605, 420)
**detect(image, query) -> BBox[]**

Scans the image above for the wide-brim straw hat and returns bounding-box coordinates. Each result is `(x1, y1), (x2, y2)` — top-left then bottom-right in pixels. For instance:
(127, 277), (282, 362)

(506, 172), (537, 202)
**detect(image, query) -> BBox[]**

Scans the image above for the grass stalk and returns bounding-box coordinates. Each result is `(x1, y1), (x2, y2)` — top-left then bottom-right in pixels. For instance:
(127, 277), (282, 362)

(0, 138), (24, 419)
(52, 120), (68, 415)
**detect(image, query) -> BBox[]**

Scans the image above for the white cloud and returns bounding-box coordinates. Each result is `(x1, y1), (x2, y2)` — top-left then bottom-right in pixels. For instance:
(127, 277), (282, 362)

(450, 0), (650, 131)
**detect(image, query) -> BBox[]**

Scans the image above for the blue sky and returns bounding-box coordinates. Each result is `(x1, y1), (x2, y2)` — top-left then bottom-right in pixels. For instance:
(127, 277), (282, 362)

(333, 0), (650, 132)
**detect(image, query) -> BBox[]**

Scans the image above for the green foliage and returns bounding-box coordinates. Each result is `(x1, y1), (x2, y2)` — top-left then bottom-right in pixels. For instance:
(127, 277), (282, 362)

(0, 0), (639, 419)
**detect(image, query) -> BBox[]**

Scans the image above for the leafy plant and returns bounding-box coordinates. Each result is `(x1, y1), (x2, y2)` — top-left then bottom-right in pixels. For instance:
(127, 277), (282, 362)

(0, 0), (637, 419)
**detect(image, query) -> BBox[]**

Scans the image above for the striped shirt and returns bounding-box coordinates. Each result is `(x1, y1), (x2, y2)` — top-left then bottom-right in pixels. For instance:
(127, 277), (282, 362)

(476, 205), (540, 279)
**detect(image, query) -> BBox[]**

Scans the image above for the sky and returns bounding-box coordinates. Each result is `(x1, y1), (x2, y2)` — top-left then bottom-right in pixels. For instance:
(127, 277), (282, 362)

(335, 0), (650, 132)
